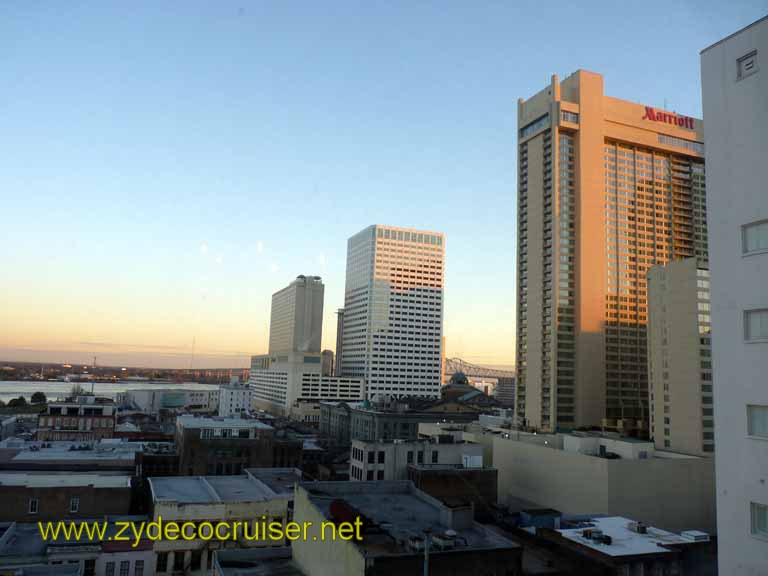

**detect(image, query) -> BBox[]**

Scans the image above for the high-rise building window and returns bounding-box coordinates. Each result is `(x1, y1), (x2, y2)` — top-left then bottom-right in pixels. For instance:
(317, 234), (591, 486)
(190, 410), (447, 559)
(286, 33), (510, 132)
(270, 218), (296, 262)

(561, 110), (579, 124)
(28, 498), (38, 514)
(743, 220), (768, 254)
(520, 114), (549, 138)
(69, 496), (79, 513)
(747, 405), (768, 438)
(750, 502), (768, 538)
(745, 309), (768, 341)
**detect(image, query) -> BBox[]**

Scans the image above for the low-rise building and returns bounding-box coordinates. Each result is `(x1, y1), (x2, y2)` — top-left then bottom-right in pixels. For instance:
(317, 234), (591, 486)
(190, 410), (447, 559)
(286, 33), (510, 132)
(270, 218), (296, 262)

(175, 415), (274, 475)
(319, 399), (482, 447)
(0, 438), (168, 474)
(519, 514), (714, 576)
(149, 474), (294, 575)
(0, 472), (132, 522)
(493, 432), (715, 533)
(407, 464), (498, 522)
(218, 380), (251, 418)
(117, 387), (219, 415)
(36, 396), (116, 442)
(349, 438), (483, 482)
(292, 480), (522, 576)
(250, 355), (366, 423)
(0, 416), (18, 441)
(0, 516), (154, 576)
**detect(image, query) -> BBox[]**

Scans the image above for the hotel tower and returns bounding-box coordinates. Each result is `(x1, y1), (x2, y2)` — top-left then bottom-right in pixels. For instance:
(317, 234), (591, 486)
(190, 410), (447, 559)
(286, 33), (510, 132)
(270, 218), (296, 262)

(340, 225), (445, 399)
(515, 70), (707, 433)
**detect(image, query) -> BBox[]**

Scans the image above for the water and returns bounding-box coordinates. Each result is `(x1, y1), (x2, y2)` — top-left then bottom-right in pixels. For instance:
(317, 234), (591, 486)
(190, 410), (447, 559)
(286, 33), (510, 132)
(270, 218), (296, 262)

(0, 380), (221, 404)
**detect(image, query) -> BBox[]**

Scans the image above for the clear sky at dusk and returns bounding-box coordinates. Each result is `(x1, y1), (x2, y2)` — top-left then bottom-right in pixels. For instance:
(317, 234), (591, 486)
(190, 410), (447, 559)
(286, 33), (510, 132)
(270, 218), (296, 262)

(1, 1), (766, 369)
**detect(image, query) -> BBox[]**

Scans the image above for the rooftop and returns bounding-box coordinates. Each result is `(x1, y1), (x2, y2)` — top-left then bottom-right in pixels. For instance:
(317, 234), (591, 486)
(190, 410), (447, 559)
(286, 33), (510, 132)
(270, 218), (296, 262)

(0, 438), (171, 462)
(0, 472), (130, 488)
(149, 474), (290, 504)
(0, 516), (151, 558)
(177, 415), (273, 430)
(214, 548), (305, 576)
(554, 517), (708, 558)
(299, 481), (518, 557)
(245, 468), (302, 497)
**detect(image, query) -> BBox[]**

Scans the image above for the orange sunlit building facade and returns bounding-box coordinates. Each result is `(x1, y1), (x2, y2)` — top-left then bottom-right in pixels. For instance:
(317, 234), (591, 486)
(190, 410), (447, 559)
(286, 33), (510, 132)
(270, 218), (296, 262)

(515, 70), (707, 433)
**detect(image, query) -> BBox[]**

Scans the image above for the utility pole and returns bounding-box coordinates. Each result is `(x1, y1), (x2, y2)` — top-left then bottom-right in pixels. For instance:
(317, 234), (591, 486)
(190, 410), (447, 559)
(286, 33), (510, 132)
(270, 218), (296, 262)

(423, 528), (431, 576)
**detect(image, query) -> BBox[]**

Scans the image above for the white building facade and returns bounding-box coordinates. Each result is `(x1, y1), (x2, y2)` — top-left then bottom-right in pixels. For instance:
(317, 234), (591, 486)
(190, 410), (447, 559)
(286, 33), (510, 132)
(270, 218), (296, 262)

(217, 382), (251, 418)
(340, 225), (445, 399)
(701, 15), (768, 574)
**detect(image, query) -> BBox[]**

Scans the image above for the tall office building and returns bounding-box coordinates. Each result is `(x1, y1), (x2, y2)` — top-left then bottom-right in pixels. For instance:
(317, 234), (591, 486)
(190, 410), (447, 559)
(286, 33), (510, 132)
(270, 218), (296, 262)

(321, 349), (334, 377)
(268, 275), (324, 356)
(340, 225), (445, 399)
(516, 70), (707, 433)
(701, 16), (768, 574)
(250, 276), (364, 421)
(646, 258), (713, 456)
(334, 308), (345, 376)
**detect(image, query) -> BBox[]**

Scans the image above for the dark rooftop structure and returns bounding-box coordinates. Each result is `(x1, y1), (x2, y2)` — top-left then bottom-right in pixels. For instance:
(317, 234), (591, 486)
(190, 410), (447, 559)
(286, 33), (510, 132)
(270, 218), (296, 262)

(293, 481), (522, 575)
(213, 548), (305, 576)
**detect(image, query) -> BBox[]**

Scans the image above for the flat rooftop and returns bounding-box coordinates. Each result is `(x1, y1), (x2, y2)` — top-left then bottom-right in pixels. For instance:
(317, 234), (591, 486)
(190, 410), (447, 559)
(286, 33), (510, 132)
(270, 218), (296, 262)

(150, 474), (289, 504)
(0, 439), (171, 462)
(245, 468), (302, 497)
(177, 415), (273, 430)
(0, 516), (150, 557)
(215, 548), (305, 576)
(0, 472), (130, 488)
(300, 481), (517, 557)
(556, 517), (706, 558)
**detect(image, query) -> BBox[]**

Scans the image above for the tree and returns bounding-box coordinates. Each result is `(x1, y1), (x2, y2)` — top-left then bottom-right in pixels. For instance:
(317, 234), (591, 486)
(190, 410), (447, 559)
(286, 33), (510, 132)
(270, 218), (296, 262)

(7, 396), (27, 408)
(31, 391), (47, 404)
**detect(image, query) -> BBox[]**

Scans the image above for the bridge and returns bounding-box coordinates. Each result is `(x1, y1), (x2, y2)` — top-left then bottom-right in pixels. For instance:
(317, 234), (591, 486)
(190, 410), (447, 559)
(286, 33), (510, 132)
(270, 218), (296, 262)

(444, 357), (516, 380)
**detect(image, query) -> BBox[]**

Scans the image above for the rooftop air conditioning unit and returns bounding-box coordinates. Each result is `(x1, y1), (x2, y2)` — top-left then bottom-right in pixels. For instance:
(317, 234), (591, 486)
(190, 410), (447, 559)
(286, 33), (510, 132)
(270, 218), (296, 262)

(680, 530), (710, 542)
(432, 532), (457, 550)
(628, 521), (648, 534)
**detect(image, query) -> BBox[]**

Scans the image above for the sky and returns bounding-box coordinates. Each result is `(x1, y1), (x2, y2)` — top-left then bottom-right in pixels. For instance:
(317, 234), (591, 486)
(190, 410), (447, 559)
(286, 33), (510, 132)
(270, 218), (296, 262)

(1, 1), (766, 369)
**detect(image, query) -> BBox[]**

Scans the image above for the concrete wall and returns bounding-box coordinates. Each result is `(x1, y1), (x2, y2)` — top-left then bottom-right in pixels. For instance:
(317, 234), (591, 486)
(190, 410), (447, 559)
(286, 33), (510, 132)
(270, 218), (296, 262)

(702, 15), (768, 575)
(493, 436), (715, 533)
(292, 486), (366, 576)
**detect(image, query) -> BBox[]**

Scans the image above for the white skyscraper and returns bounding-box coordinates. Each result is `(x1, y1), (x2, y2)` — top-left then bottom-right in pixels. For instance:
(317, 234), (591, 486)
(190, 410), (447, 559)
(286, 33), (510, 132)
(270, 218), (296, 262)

(701, 15), (768, 574)
(340, 225), (445, 399)
(250, 275), (364, 421)
(268, 275), (324, 356)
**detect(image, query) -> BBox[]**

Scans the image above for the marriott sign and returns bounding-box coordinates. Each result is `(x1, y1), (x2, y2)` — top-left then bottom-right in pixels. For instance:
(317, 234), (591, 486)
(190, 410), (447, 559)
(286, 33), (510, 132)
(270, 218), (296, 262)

(642, 107), (695, 130)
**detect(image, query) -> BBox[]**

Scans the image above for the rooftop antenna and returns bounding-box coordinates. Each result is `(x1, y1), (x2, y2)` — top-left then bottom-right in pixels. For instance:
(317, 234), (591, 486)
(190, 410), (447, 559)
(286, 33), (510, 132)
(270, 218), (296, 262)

(189, 337), (196, 370)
